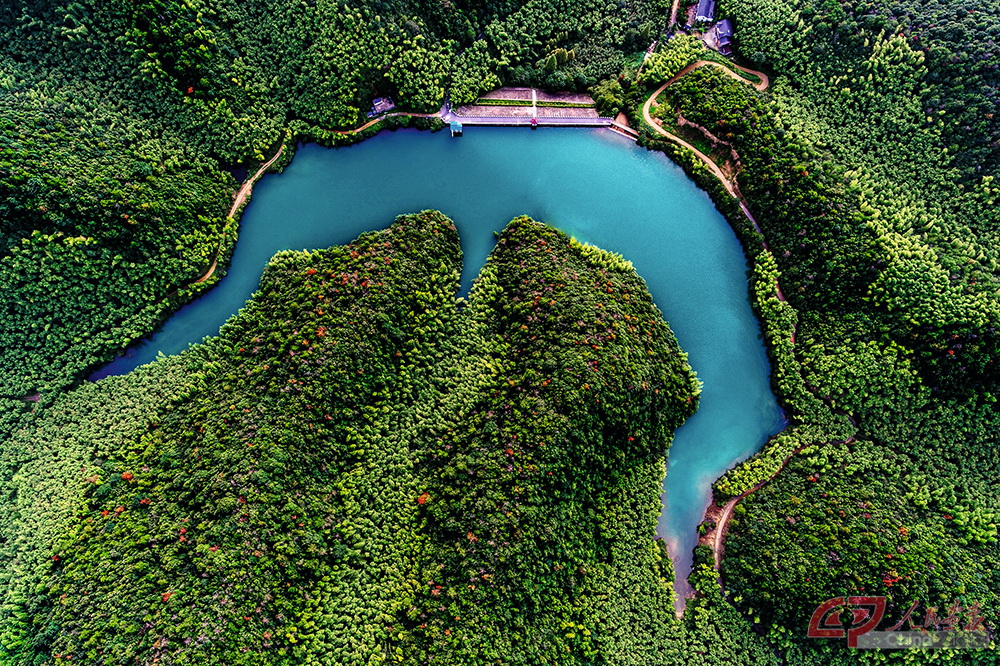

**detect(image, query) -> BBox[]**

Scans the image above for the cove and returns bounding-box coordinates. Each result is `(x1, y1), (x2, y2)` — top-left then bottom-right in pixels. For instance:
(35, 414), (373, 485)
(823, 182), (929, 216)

(92, 127), (786, 601)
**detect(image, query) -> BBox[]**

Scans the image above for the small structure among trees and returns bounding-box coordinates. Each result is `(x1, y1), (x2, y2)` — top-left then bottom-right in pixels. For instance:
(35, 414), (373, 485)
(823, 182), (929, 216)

(695, 0), (716, 23)
(367, 97), (396, 118)
(716, 19), (734, 56)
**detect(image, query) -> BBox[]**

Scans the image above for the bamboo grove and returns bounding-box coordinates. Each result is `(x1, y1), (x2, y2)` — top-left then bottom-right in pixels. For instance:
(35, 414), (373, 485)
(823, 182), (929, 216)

(0, 0), (665, 400)
(3, 0), (1000, 660)
(0, 212), (717, 662)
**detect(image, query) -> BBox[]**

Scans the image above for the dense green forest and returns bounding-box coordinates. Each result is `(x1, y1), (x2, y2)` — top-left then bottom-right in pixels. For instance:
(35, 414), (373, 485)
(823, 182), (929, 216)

(0, 211), (713, 662)
(3, 0), (1000, 660)
(624, 0), (1000, 659)
(0, 0), (664, 400)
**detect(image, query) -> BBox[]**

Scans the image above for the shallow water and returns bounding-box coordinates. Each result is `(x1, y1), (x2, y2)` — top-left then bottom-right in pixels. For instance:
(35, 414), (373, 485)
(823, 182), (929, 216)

(92, 127), (786, 601)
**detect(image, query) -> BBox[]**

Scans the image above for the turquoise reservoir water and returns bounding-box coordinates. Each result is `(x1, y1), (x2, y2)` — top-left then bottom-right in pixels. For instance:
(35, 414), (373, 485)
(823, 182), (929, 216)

(93, 128), (785, 600)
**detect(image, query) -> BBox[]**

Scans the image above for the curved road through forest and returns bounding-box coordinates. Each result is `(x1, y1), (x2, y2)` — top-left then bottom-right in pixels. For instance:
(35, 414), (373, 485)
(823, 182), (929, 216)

(148, 56), (843, 615)
(642, 82), (737, 197)
(639, 59), (865, 582)
(641, 60), (769, 200)
(185, 111), (440, 289)
(136, 59), (832, 588)
(191, 142), (290, 285)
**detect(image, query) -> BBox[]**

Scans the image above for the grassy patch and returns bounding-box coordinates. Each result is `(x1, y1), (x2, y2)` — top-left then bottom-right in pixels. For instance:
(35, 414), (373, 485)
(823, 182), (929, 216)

(473, 98), (596, 108)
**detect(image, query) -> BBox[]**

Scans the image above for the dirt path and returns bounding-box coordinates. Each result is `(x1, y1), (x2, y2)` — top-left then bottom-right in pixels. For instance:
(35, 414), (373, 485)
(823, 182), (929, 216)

(182, 109), (440, 288)
(642, 82), (738, 197)
(228, 145), (287, 218)
(644, 58), (865, 593)
(709, 426), (856, 575)
(172, 109), (445, 294)
(227, 110), (438, 220)
(336, 111), (440, 136)
(641, 60), (787, 323)
(183, 142), (288, 288)
(669, 0), (682, 28)
(704, 381), (861, 577)
(666, 60), (769, 92)
(731, 62), (770, 91)
(710, 444), (810, 571)
(640, 60), (768, 200)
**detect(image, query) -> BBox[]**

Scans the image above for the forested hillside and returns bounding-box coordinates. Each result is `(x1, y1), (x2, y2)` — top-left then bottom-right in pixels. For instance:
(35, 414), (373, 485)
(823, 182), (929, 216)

(628, 0), (1000, 659)
(4, 0), (1000, 659)
(0, 212), (721, 663)
(409, 218), (697, 663)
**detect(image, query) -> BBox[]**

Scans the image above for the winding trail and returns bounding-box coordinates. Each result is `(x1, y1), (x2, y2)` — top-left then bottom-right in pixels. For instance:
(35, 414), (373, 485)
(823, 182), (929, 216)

(711, 443), (812, 571)
(336, 110), (441, 136)
(641, 58), (864, 589)
(640, 60), (768, 202)
(175, 109), (445, 292)
(709, 424), (856, 576)
(190, 143), (290, 284)
(663, 60), (769, 93)
(166, 142), (288, 295)
(728, 62), (769, 92)
(228, 144), (288, 219)
(176, 110), (441, 290)
(642, 59), (781, 300)
(642, 83), (737, 197)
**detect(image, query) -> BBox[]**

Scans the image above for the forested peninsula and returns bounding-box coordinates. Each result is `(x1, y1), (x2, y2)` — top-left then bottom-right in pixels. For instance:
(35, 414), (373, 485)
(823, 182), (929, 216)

(2, 212), (711, 662)
(2, 0), (1000, 662)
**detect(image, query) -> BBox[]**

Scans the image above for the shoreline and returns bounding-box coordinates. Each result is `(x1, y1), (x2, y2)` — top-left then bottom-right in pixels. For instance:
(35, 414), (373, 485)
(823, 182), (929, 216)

(97, 73), (794, 614)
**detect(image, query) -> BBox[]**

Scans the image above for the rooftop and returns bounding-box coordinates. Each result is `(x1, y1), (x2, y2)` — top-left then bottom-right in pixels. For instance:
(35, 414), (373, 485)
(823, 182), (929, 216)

(367, 97), (397, 118)
(695, 0), (716, 22)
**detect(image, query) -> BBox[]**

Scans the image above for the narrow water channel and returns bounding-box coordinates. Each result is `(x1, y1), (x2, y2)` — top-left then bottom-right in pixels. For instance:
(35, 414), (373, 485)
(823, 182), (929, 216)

(92, 127), (786, 601)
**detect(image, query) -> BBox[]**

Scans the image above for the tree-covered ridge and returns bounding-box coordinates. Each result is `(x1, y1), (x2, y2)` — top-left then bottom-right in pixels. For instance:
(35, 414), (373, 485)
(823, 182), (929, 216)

(717, 0), (1000, 396)
(410, 218), (699, 663)
(5, 210), (463, 663)
(626, 15), (1000, 662)
(724, 0), (1000, 184)
(0, 212), (704, 664)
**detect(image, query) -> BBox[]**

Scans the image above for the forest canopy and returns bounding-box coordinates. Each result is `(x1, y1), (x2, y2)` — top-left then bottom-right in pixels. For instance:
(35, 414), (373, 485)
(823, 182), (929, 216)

(0, 212), (705, 663)
(0, 0), (664, 399)
(3, 0), (1000, 659)
(620, 0), (1000, 659)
